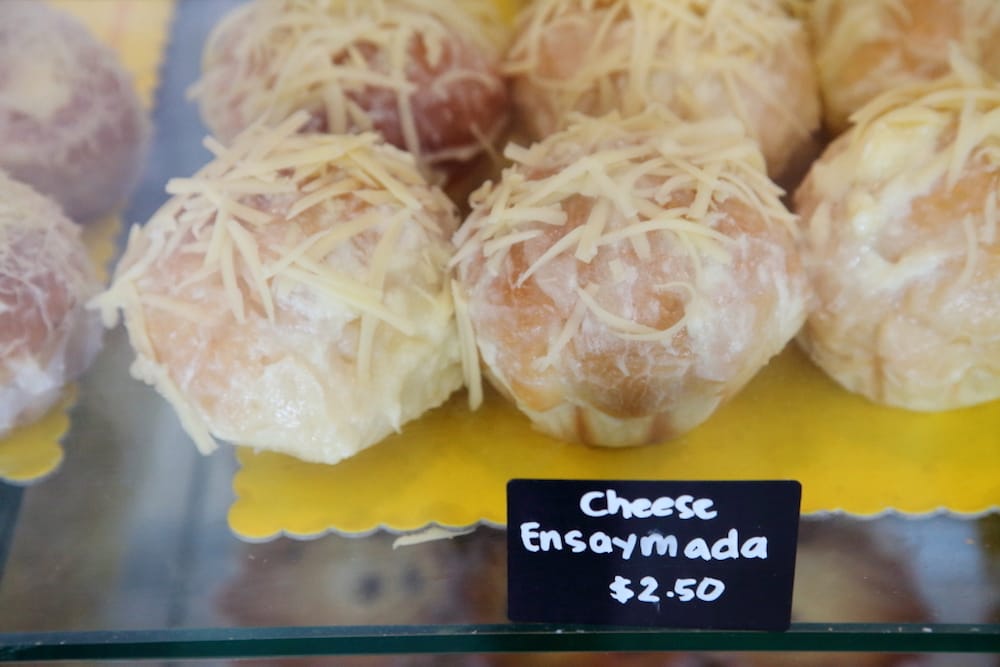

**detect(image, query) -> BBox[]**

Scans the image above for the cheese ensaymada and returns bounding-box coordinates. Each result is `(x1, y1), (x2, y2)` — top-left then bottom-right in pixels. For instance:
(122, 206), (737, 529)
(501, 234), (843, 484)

(452, 110), (809, 445)
(98, 115), (463, 463)
(192, 0), (508, 169)
(793, 58), (1000, 410)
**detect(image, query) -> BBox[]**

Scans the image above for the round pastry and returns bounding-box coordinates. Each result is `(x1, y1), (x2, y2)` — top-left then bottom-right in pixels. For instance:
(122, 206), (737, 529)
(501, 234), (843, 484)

(452, 112), (810, 447)
(96, 114), (463, 464)
(0, 172), (103, 438)
(793, 65), (1000, 411)
(192, 0), (510, 178)
(0, 0), (149, 223)
(504, 0), (821, 183)
(811, 0), (1000, 135)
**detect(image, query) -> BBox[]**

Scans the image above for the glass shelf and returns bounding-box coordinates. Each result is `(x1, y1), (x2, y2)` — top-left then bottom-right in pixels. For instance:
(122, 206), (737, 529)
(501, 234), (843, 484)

(1, 624), (997, 662)
(1, 1), (998, 663)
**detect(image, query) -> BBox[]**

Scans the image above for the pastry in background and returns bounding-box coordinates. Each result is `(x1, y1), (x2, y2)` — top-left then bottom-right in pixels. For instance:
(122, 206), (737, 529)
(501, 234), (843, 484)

(452, 111), (810, 447)
(707, 519), (930, 667)
(96, 114), (463, 465)
(811, 0), (1000, 135)
(789, 520), (929, 627)
(217, 533), (471, 667)
(504, 0), (821, 184)
(0, 0), (149, 223)
(192, 0), (510, 181)
(0, 172), (103, 438)
(793, 61), (1000, 411)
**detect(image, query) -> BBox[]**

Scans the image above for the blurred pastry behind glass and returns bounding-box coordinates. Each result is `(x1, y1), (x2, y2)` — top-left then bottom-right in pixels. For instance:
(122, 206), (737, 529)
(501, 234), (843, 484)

(216, 532), (471, 667)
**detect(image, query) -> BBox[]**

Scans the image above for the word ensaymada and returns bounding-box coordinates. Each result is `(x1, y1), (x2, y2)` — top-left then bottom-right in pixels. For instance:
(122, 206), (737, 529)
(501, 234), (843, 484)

(519, 524), (768, 562)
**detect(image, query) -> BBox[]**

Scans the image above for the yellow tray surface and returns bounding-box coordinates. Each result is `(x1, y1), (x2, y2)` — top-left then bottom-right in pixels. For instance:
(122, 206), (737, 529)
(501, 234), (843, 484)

(230, 345), (1000, 539)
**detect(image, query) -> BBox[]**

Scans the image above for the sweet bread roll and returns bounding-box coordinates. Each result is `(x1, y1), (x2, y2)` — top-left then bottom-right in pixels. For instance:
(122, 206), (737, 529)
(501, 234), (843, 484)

(812, 0), (1000, 135)
(192, 0), (509, 178)
(0, 1), (149, 223)
(452, 112), (810, 446)
(97, 114), (462, 464)
(504, 0), (821, 183)
(794, 61), (1000, 411)
(0, 173), (103, 438)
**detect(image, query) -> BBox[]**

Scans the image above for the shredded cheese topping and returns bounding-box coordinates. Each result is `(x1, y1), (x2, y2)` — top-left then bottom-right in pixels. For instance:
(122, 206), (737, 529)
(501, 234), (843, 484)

(97, 112), (460, 455)
(794, 54), (1000, 409)
(807, 52), (1000, 267)
(811, 0), (1000, 133)
(191, 0), (508, 169)
(825, 52), (1000, 197)
(452, 110), (796, 407)
(504, 0), (816, 172)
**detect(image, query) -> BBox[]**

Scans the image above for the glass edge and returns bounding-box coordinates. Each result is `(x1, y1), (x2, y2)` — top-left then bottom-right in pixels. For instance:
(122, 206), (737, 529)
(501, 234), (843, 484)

(0, 623), (997, 661)
(0, 485), (23, 583)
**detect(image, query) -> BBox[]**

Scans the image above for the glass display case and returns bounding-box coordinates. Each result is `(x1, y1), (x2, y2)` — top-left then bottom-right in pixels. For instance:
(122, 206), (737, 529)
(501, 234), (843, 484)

(1, 1), (998, 663)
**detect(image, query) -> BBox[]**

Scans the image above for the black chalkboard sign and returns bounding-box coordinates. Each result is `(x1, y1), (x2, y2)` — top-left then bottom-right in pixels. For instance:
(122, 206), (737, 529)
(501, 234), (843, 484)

(506, 479), (801, 630)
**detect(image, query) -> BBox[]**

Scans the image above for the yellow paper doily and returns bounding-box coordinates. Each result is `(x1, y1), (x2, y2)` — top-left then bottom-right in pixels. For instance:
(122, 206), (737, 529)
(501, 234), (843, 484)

(0, 390), (76, 485)
(0, 0), (175, 484)
(229, 345), (1000, 540)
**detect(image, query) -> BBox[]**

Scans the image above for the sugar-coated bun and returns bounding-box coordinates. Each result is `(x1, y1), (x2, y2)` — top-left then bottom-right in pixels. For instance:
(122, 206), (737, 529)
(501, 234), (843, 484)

(812, 0), (1000, 135)
(794, 62), (1000, 411)
(193, 0), (509, 177)
(0, 1), (149, 223)
(452, 112), (810, 447)
(504, 0), (821, 183)
(0, 173), (103, 438)
(97, 114), (463, 465)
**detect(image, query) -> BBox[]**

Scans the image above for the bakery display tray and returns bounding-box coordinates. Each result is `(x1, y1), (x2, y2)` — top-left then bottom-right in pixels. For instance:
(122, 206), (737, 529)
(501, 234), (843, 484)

(0, 0), (998, 662)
